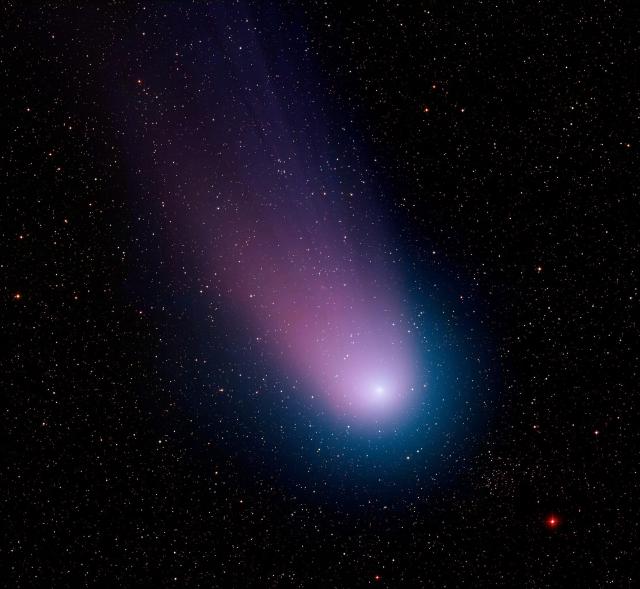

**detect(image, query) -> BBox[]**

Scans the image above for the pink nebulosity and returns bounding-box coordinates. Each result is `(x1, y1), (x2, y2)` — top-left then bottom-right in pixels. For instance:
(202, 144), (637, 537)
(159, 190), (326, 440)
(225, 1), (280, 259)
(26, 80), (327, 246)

(147, 107), (422, 426)
(120, 7), (423, 425)
(189, 180), (421, 425)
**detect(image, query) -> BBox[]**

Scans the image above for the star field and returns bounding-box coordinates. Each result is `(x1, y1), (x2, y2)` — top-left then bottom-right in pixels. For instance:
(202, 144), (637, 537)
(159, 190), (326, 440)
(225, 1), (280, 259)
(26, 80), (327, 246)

(4, 1), (638, 586)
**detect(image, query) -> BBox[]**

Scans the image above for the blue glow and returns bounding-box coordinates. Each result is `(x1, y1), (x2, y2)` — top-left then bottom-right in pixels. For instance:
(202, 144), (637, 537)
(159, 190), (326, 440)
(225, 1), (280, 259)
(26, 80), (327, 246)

(112, 2), (499, 506)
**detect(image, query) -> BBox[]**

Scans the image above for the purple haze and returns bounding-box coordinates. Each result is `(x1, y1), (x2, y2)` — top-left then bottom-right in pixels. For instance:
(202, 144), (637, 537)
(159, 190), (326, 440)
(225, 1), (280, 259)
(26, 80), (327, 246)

(118, 6), (424, 425)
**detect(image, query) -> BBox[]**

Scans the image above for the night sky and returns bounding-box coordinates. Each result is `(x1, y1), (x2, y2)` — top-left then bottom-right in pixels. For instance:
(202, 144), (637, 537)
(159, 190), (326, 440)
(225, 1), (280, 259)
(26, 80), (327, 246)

(4, 2), (639, 586)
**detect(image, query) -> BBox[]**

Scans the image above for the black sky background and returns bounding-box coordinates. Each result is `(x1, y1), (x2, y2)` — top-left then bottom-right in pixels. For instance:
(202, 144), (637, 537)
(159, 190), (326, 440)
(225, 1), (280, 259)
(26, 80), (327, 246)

(4, 2), (638, 586)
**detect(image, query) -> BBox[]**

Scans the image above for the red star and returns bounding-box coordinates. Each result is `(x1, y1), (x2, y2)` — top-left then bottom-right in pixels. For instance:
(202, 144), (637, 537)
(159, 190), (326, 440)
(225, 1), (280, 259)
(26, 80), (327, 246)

(545, 514), (561, 529)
